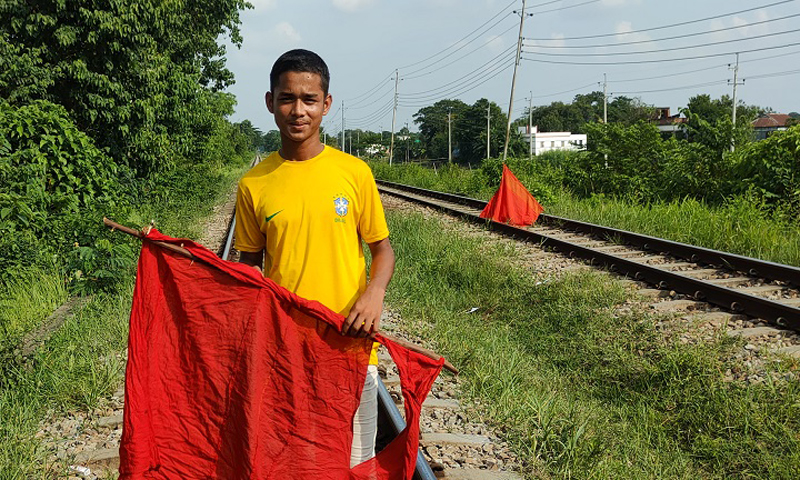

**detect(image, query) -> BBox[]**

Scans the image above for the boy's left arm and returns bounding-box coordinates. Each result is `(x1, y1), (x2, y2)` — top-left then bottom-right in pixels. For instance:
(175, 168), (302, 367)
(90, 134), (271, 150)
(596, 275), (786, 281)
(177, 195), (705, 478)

(343, 238), (395, 337)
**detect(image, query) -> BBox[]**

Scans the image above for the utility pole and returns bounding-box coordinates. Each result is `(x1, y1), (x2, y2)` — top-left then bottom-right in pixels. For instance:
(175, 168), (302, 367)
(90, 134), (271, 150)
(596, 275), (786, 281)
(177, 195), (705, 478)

(389, 69), (399, 165)
(323, 132), (327, 145)
(405, 122), (410, 162)
(486, 104), (491, 160)
(341, 101), (345, 151)
(602, 73), (608, 124)
(448, 109), (453, 163)
(502, 0), (529, 163)
(601, 74), (608, 167)
(729, 53), (744, 153)
(349, 132), (352, 155)
(528, 92), (533, 161)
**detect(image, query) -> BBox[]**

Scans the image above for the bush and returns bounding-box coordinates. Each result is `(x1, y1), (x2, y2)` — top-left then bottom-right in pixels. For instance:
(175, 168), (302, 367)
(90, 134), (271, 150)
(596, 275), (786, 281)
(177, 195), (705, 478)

(0, 100), (122, 281)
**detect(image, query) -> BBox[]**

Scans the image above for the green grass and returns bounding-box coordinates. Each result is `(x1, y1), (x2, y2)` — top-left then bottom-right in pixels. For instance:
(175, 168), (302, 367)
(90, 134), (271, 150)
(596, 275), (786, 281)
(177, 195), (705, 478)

(384, 208), (800, 479)
(0, 267), (68, 347)
(0, 154), (253, 479)
(371, 161), (800, 267)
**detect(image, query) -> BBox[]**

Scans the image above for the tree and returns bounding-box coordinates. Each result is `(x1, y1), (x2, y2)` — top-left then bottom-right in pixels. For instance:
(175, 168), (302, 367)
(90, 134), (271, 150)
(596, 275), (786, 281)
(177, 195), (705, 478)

(453, 99), (506, 163)
(681, 94), (762, 155)
(517, 92), (654, 134)
(413, 99), (468, 161)
(0, 0), (250, 177)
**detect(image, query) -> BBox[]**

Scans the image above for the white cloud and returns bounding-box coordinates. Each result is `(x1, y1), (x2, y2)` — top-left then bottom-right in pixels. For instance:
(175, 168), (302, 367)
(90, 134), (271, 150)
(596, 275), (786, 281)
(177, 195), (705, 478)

(706, 10), (772, 43)
(332, 0), (375, 12)
(601, 0), (641, 6)
(524, 33), (564, 49)
(614, 20), (652, 50)
(485, 35), (506, 53)
(272, 21), (302, 45)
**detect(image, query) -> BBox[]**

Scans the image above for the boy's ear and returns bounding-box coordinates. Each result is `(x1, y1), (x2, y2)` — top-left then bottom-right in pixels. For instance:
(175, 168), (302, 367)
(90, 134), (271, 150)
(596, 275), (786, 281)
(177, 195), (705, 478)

(323, 93), (332, 116)
(265, 91), (274, 113)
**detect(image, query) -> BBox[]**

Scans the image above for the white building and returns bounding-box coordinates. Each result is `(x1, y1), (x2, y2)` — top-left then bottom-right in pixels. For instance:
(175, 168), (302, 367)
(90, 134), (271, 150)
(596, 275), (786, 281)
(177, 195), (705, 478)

(518, 126), (587, 155)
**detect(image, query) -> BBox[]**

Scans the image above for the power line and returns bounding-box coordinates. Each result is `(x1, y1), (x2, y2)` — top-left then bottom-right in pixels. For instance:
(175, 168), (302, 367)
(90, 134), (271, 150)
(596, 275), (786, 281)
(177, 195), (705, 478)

(403, 23), (519, 80)
(525, 0), (796, 41)
(612, 79), (729, 95)
(398, 63), (513, 108)
(397, 0), (517, 71)
(524, 27), (800, 57)
(746, 67), (800, 80)
(399, 53), (514, 103)
(402, 45), (517, 97)
(534, 81), (598, 99)
(524, 12), (800, 50)
(347, 83), (395, 109)
(612, 63), (728, 83)
(529, 0), (602, 15)
(402, 15), (517, 77)
(343, 72), (394, 103)
(522, 39), (800, 65)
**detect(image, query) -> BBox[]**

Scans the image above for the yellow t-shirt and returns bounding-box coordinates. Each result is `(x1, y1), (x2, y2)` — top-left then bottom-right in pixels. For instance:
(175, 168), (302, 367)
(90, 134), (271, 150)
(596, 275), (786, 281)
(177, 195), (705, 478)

(234, 146), (389, 364)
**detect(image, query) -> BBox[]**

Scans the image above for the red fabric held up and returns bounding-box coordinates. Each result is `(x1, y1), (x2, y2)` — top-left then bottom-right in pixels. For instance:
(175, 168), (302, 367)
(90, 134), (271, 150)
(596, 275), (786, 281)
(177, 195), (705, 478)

(479, 164), (544, 227)
(119, 230), (443, 479)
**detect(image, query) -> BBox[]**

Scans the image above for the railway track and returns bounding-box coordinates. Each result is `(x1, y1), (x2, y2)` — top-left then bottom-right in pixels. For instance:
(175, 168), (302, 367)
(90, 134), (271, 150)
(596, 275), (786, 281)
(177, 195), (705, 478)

(376, 180), (800, 346)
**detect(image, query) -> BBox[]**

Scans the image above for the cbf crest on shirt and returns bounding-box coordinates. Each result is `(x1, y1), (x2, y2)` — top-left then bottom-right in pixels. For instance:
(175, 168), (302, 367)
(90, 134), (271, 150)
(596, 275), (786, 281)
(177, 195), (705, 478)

(334, 194), (350, 222)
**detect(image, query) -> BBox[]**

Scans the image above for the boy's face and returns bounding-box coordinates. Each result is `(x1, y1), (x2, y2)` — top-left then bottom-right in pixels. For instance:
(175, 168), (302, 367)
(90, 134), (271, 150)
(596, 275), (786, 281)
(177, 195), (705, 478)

(266, 71), (332, 145)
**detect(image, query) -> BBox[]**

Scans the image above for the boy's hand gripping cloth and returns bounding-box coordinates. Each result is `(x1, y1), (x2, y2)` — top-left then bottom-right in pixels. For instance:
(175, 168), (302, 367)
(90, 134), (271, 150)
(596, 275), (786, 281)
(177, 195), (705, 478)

(119, 230), (443, 479)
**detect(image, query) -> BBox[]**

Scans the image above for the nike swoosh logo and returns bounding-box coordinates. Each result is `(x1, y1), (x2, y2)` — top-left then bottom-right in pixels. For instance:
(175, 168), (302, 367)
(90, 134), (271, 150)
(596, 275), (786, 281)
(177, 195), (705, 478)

(265, 210), (283, 222)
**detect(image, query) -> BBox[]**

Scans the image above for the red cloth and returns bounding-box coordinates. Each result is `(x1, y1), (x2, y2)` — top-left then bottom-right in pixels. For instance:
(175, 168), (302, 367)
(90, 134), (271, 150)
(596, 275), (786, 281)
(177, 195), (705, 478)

(480, 164), (544, 226)
(120, 230), (443, 479)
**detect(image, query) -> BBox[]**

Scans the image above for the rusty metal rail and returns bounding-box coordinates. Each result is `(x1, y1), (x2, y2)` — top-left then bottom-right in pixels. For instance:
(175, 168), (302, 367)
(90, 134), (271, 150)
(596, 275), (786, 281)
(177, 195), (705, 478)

(377, 180), (800, 333)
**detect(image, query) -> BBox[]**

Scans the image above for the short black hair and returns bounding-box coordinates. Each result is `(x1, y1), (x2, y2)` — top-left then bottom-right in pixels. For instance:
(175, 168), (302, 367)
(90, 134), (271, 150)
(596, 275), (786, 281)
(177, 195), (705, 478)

(270, 49), (330, 95)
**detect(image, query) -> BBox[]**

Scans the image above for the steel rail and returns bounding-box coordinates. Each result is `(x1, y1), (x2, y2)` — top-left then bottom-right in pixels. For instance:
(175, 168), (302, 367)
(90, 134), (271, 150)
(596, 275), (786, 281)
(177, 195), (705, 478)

(377, 180), (800, 332)
(377, 379), (438, 480)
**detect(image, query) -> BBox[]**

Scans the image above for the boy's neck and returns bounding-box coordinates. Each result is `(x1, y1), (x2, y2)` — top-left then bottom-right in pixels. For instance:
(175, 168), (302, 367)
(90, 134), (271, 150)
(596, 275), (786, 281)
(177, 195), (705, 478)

(279, 136), (325, 162)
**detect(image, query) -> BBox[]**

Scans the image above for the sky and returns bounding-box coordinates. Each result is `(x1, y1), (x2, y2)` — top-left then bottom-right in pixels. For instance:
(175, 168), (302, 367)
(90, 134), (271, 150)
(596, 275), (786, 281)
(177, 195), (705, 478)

(222, 0), (800, 135)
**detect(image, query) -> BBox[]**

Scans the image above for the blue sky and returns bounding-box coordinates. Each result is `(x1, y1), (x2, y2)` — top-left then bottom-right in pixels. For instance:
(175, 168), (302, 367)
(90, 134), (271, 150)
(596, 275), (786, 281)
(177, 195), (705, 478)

(222, 0), (800, 134)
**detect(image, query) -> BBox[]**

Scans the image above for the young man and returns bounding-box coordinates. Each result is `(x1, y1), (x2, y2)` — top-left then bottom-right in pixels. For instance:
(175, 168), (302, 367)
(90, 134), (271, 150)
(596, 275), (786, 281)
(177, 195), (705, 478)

(234, 49), (395, 467)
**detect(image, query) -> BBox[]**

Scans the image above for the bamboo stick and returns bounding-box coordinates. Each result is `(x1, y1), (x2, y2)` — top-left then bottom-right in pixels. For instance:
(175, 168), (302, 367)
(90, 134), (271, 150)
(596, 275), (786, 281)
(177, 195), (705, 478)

(103, 217), (458, 374)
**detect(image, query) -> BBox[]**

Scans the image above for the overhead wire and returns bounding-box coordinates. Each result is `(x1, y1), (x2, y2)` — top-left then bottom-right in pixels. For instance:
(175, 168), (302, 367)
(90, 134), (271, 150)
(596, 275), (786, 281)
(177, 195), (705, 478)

(524, 27), (800, 57)
(529, 0), (602, 15)
(402, 15), (517, 78)
(612, 79), (729, 95)
(398, 62), (513, 108)
(396, 0), (517, 71)
(523, 12), (800, 50)
(402, 23), (519, 80)
(343, 72), (394, 103)
(347, 83), (395, 109)
(522, 39), (800, 65)
(525, 0), (796, 41)
(399, 52), (515, 103)
(402, 45), (517, 97)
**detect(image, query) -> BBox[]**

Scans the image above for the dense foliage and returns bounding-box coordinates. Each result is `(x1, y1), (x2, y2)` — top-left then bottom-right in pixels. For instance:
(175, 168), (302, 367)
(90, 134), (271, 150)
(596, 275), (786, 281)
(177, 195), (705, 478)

(413, 98), (525, 163)
(518, 91), (653, 134)
(0, 0), (254, 291)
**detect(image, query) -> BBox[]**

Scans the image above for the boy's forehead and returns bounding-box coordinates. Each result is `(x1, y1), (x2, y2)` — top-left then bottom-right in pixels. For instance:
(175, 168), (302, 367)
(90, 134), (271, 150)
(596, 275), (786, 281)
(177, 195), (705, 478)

(274, 71), (325, 93)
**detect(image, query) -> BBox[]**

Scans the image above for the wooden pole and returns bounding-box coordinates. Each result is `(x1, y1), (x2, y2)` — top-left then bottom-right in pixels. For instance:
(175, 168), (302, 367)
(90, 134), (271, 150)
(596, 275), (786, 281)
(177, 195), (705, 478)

(103, 218), (458, 374)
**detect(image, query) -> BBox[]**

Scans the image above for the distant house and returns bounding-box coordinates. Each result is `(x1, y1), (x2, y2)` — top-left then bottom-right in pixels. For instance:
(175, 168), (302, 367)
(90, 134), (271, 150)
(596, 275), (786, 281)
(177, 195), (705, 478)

(652, 107), (687, 138)
(752, 113), (792, 140)
(518, 126), (587, 155)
